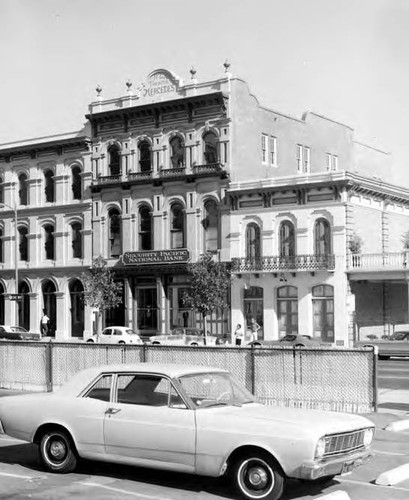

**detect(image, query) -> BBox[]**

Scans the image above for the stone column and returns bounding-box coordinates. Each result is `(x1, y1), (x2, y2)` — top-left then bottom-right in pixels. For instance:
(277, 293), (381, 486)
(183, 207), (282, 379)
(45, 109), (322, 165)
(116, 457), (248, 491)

(54, 291), (66, 340)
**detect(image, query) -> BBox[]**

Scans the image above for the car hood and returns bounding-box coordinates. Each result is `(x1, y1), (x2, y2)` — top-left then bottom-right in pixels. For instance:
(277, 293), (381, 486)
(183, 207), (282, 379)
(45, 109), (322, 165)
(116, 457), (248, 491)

(206, 404), (373, 436)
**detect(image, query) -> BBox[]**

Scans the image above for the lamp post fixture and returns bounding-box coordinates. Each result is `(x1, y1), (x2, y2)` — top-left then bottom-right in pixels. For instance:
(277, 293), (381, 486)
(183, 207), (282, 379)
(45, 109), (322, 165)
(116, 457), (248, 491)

(0, 202), (19, 325)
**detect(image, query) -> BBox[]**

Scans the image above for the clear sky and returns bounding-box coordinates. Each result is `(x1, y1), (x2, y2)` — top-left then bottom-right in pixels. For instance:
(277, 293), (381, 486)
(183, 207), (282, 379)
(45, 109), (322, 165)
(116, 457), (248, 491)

(0, 0), (407, 181)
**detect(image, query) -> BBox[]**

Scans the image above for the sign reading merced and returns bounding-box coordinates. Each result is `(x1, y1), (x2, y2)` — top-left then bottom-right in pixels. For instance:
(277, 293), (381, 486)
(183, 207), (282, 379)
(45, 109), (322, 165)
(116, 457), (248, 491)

(123, 249), (190, 265)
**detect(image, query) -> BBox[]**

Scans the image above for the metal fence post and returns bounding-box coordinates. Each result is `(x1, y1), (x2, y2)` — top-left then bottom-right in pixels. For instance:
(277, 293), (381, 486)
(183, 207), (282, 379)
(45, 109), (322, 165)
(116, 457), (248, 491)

(46, 341), (53, 392)
(251, 345), (256, 395)
(372, 347), (378, 412)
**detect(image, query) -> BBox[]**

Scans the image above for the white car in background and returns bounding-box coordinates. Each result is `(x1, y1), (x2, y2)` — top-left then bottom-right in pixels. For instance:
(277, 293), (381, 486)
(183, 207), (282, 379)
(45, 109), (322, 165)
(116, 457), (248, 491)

(86, 326), (143, 345)
(150, 327), (217, 346)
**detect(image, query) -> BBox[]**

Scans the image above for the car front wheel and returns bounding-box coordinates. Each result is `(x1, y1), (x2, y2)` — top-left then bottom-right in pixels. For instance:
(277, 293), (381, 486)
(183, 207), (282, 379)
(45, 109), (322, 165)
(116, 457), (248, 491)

(232, 451), (284, 500)
(39, 429), (77, 473)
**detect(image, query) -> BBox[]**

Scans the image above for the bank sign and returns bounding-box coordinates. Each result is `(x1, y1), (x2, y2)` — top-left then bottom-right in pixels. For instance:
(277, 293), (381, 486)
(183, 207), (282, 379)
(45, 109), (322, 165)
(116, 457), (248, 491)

(123, 249), (190, 265)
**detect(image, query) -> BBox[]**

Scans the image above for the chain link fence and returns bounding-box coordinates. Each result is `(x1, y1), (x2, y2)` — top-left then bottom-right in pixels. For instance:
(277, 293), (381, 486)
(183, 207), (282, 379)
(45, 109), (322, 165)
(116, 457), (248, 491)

(0, 342), (376, 413)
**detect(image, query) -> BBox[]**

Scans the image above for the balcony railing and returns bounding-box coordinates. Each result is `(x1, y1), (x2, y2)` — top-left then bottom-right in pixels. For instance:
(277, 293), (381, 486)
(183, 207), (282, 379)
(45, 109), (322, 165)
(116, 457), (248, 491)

(232, 254), (335, 273)
(348, 252), (409, 270)
(159, 166), (186, 178)
(95, 174), (122, 185)
(192, 162), (223, 175)
(127, 171), (153, 181)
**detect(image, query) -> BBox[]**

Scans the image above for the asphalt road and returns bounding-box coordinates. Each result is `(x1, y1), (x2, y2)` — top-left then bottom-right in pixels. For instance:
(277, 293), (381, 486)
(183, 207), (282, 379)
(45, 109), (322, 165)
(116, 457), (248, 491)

(378, 358), (409, 391)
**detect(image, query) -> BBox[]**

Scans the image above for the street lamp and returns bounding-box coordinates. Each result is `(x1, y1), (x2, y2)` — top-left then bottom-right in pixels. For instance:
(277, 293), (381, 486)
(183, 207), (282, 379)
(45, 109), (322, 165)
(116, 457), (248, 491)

(0, 202), (18, 325)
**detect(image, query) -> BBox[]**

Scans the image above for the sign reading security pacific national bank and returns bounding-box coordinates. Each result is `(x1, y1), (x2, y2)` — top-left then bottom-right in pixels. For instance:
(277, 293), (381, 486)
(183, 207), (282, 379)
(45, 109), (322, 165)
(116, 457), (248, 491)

(123, 249), (190, 265)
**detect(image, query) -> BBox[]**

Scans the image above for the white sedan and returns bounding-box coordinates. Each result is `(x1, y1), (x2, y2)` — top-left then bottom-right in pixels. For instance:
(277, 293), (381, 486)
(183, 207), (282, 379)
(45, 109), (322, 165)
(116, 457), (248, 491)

(150, 327), (217, 346)
(86, 326), (143, 345)
(0, 363), (375, 500)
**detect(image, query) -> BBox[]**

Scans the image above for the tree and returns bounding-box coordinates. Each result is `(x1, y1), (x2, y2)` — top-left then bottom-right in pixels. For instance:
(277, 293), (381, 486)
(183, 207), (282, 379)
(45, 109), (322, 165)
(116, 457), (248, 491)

(348, 232), (363, 254)
(182, 253), (231, 343)
(402, 230), (409, 250)
(81, 256), (123, 338)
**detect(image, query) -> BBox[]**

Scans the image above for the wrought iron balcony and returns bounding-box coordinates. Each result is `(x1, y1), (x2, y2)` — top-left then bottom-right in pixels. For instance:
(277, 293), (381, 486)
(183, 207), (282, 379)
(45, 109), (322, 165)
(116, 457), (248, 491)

(348, 252), (409, 270)
(232, 254), (335, 273)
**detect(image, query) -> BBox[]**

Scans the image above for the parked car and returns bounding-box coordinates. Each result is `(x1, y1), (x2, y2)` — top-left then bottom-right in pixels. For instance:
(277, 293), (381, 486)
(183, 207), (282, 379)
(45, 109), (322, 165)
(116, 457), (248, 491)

(0, 325), (41, 341)
(0, 363), (374, 500)
(249, 334), (328, 348)
(86, 326), (143, 345)
(150, 327), (217, 346)
(355, 330), (409, 359)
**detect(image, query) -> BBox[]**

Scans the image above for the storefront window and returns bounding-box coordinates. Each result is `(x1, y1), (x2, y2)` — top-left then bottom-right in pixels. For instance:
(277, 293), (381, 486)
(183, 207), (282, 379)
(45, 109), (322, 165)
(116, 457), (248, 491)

(137, 287), (158, 332)
(243, 286), (263, 340)
(277, 286), (298, 337)
(312, 284), (334, 342)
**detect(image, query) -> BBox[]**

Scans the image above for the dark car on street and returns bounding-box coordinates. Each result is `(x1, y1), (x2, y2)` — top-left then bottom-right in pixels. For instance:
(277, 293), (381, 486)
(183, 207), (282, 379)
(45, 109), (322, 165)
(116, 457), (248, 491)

(0, 325), (41, 341)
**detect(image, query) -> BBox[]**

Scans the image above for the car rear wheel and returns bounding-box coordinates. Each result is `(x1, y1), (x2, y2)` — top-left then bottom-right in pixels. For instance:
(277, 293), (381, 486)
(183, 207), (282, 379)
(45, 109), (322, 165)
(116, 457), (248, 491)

(232, 451), (284, 500)
(294, 344), (305, 348)
(118, 341), (126, 345)
(39, 429), (77, 473)
(86, 339), (94, 343)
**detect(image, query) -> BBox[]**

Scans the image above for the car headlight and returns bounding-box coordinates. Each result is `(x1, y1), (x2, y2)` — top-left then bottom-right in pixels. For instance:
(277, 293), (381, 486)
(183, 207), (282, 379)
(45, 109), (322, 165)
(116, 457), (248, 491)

(363, 427), (374, 447)
(315, 437), (326, 458)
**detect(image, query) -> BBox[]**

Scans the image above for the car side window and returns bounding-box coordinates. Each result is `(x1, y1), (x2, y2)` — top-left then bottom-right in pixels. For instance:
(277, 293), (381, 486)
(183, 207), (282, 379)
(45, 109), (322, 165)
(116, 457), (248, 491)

(116, 374), (186, 408)
(84, 374), (112, 401)
(103, 329), (112, 336)
(113, 329), (121, 336)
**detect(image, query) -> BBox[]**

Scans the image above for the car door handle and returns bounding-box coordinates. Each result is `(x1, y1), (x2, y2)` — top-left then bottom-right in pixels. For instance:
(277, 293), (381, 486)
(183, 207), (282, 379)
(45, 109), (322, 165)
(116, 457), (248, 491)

(105, 407), (121, 415)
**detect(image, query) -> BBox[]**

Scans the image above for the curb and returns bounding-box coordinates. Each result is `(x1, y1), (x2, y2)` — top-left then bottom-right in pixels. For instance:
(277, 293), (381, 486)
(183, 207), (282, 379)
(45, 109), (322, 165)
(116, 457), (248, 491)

(317, 491), (350, 499)
(384, 419), (409, 432)
(376, 463), (409, 486)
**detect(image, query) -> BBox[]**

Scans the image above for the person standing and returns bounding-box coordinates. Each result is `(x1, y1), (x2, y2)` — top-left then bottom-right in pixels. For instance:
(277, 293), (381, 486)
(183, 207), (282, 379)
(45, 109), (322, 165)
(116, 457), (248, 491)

(249, 317), (260, 342)
(41, 310), (50, 337)
(234, 323), (244, 346)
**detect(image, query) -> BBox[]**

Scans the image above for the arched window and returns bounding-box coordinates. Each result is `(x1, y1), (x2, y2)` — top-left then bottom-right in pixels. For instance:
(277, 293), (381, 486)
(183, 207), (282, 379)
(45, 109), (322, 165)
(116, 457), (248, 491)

(170, 203), (185, 249)
(243, 286), (264, 340)
(18, 227), (28, 261)
(18, 173), (28, 206)
(170, 136), (185, 168)
(279, 221), (295, 257)
(108, 145), (121, 176)
(0, 228), (3, 263)
(71, 222), (82, 259)
(246, 223), (261, 260)
(314, 218), (331, 255)
(0, 282), (4, 325)
(18, 281), (30, 330)
(109, 209), (122, 257)
(69, 279), (84, 337)
(139, 141), (152, 172)
(42, 280), (56, 337)
(203, 200), (218, 252)
(312, 284), (334, 342)
(44, 224), (54, 260)
(0, 177), (3, 204)
(203, 131), (218, 164)
(277, 285), (298, 336)
(139, 206), (152, 250)
(71, 166), (82, 200)
(44, 170), (55, 203)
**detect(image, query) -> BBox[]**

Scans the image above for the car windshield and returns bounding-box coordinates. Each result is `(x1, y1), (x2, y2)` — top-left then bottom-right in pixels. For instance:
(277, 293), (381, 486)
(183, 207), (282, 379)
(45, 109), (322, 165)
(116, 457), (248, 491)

(10, 326), (28, 333)
(393, 332), (408, 340)
(178, 372), (257, 408)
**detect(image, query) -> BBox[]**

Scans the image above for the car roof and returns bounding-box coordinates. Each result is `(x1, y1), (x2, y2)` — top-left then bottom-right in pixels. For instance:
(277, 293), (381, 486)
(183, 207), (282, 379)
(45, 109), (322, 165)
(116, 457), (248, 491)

(57, 363), (228, 396)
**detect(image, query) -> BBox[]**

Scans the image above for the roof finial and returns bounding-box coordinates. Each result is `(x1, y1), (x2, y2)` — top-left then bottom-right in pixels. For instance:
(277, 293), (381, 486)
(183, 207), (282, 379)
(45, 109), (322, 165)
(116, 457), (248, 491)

(96, 84), (102, 100)
(190, 66), (197, 80)
(126, 79), (133, 94)
(223, 59), (231, 73)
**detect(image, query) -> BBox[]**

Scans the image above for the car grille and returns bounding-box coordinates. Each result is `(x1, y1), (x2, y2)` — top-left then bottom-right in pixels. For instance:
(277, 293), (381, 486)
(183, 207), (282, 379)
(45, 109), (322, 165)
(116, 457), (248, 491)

(323, 429), (367, 457)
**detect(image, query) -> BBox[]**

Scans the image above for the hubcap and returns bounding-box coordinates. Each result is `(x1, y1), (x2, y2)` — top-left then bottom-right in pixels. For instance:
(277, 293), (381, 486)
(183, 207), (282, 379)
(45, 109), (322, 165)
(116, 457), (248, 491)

(248, 466), (268, 489)
(49, 440), (66, 460)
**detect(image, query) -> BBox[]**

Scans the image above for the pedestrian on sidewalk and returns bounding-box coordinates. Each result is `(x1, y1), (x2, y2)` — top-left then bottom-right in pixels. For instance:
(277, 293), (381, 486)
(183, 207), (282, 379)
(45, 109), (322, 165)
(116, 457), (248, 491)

(235, 324), (244, 346)
(40, 310), (50, 337)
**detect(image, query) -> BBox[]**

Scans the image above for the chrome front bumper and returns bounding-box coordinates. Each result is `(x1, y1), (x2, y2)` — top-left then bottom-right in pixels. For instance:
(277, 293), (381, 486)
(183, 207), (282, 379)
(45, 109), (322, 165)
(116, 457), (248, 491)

(298, 451), (372, 480)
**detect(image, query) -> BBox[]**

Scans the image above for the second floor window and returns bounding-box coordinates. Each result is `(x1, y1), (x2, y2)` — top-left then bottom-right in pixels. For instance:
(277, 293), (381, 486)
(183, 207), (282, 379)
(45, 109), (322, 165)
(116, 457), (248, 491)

(108, 145), (121, 176)
(326, 153), (338, 171)
(139, 206), (152, 250)
(0, 228), (3, 263)
(170, 136), (185, 168)
(0, 177), (3, 204)
(297, 145), (310, 173)
(246, 223), (261, 260)
(261, 135), (277, 166)
(203, 200), (218, 252)
(203, 131), (218, 164)
(72, 222), (82, 259)
(19, 227), (28, 261)
(109, 209), (121, 258)
(18, 173), (28, 206)
(314, 218), (331, 255)
(44, 224), (54, 260)
(72, 166), (82, 200)
(170, 203), (185, 249)
(139, 141), (152, 172)
(279, 221), (295, 257)
(44, 170), (55, 203)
